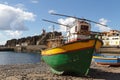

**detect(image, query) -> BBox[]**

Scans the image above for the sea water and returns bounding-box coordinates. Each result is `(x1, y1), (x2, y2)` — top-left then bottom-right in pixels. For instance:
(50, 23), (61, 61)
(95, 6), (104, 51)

(0, 51), (41, 65)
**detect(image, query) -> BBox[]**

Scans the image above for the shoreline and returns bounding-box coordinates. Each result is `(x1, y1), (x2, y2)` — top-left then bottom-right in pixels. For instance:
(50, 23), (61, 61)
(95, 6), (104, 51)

(0, 61), (120, 80)
(1, 46), (120, 54)
(0, 45), (47, 53)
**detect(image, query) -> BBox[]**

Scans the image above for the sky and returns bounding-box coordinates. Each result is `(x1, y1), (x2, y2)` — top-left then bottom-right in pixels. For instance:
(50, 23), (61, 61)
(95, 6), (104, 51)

(0, 0), (120, 45)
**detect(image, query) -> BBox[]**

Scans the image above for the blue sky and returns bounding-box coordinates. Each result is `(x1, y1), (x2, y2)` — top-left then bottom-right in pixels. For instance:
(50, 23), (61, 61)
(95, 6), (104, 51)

(0, 0), (120, 45)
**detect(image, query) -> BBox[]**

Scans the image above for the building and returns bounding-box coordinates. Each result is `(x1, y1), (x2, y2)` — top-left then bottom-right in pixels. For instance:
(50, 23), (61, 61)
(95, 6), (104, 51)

(99, 30), (120, 47)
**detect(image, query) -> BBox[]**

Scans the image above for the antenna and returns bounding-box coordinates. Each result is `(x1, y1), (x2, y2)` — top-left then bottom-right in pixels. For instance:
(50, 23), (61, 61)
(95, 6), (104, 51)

(42, 19), (101, 35)
(52, 25), (55, 32)
(50, 13), (108, 27)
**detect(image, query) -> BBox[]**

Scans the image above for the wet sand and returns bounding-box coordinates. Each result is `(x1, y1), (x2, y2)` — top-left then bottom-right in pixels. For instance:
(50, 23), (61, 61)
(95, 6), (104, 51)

(0, 61), (120, 80)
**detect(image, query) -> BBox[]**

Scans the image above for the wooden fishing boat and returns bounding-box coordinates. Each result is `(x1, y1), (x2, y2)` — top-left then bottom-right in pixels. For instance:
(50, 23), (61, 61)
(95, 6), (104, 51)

(93, 54), (120, 66)
(41, 13), (103, 75)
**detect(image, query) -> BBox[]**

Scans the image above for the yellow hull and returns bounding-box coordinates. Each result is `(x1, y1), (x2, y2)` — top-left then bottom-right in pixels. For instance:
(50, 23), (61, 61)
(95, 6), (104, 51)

(42, 39), (103, 56)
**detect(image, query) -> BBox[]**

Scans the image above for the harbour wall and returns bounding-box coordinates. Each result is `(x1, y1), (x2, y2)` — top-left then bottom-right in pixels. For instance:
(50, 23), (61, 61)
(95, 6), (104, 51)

(0, 47), (14, 51)
(1, 46), (120, 54)
(14, 45), (47, 53)
(98, 47), (120, 53)
(0, 45), (47, 53)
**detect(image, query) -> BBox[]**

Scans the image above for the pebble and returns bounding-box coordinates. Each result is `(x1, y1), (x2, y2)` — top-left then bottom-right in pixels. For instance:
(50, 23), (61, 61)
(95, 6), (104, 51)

(0, 61), (120, 80)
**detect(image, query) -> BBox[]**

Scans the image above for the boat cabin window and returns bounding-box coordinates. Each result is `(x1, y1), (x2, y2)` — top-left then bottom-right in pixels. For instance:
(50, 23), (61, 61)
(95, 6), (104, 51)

(75, 26), (77, 32)
(81, 25), (89, 30)
(116, 34), (119, 36)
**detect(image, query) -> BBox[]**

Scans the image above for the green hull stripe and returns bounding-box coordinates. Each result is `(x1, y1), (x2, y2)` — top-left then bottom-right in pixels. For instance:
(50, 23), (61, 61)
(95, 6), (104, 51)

(42, 47), (94, 75)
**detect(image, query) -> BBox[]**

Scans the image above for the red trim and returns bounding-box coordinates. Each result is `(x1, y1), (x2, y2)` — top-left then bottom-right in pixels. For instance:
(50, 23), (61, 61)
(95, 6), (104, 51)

(96, 62), (120, 66)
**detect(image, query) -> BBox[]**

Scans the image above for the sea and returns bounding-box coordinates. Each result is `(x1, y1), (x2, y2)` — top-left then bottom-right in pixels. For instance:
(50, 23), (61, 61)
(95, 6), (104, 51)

(0, 51), (41, 65)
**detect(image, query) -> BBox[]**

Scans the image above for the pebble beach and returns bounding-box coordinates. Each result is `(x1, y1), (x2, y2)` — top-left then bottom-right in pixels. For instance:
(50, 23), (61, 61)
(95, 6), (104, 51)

(0, 61), (120, 80)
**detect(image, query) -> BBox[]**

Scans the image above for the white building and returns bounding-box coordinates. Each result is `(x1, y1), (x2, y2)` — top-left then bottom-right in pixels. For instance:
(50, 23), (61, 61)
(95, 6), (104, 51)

(99, 30), (120, 47)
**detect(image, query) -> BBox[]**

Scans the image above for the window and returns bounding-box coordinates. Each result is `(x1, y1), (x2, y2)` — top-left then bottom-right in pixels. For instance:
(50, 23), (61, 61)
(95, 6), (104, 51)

(75, 26), (77, 32)
(106, 38), (109, 40)
(81, 25), (89, 30)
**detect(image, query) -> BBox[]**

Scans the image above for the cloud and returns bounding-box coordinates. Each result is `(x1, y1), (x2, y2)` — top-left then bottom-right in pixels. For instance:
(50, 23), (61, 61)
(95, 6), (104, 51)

(0, 30), (23, 45)
(31, 0), (39, 3)
(0, 32), (7, 45)
(58, 18), (75, 32)
(48, 10), (56, 14)
(0, 41), (6, 45)
(96, 18), (111, 32)
(0, 4), (36, 31)
(15, 3), (27, 10)
(5, 30), (23, 38)
(57, 17), (111, 32)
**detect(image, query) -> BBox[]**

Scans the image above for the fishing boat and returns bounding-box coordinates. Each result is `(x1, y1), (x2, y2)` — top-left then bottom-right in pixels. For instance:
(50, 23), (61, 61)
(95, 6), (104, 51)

(41, 13), (103, 75)
(93, 54), (120, 66)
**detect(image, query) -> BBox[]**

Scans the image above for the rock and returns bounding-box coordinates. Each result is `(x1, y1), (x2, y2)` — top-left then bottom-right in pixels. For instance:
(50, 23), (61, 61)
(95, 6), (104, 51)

(5, 31), (62, 47)
(0, 61), (120, 80)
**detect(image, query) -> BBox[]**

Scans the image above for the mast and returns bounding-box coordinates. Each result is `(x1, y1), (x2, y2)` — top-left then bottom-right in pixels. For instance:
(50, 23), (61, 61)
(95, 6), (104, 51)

(50, 13), (108, 27)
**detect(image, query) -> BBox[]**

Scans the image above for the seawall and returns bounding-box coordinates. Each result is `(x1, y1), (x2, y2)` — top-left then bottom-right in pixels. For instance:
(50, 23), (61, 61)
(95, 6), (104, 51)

(14, 45), (47, 53)
(0, 47), (14, 51)
(1, 46), (120, 54)
(98, 47), (120, 53)
(0, 45), (47, 53)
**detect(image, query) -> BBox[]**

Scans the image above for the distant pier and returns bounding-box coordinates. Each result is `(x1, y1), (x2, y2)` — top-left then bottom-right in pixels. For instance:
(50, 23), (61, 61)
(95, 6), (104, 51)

(14, 45), (47, 53)
(0, 47), (14, 51)
(0, 45), (47, 53)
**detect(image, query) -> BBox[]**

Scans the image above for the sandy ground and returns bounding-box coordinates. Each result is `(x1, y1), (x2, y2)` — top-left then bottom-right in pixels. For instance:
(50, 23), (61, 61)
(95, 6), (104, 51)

(0, 61), (120, 80)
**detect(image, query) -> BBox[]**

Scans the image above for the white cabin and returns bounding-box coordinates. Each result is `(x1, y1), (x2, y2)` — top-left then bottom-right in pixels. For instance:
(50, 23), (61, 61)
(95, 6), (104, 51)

(67, 20), (91, 42)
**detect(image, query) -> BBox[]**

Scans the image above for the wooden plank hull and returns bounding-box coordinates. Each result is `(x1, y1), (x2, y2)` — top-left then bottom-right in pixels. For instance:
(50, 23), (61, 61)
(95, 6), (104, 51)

(41, 39), (103, 75)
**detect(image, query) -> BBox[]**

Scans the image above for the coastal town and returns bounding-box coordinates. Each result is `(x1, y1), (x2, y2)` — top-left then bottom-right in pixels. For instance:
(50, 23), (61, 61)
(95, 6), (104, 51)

(99, 30), (120, 47)
(0, 16), (120, 79)
(0, 29), (120, 79)
(1, 29), (120, 53)
(1, 0), (120, 80)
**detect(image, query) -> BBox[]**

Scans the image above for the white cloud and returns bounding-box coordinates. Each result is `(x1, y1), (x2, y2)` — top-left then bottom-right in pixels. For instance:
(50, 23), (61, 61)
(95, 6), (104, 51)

(0, 41), (6, 45)
(0, 32), (6, 45)
(58, 18), (75, 32)
(47, 25), (57, 32)
(48, 10), (56, 14)
(0, 30), (23, 45)
(15, 3), (26, 10)
(0, 4), (36, 31)
(96, 18), (111, 32)
(0, 33), (4, 39)
(0, 32), (9, 45)
(5, 30), (23, 38)
(31, 0), (39, 3)
(56, 17), (111, 32)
